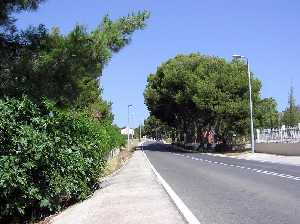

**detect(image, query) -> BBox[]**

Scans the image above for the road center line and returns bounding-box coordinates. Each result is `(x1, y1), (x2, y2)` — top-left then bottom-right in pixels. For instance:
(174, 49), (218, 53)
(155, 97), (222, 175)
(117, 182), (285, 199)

(173, 153), (300, 182)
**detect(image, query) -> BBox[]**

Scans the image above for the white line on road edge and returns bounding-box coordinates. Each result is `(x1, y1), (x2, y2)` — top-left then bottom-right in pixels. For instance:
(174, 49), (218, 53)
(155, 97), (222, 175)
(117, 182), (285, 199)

(173, 153), (300, 182)
(205, 152), (300, 167)
(142, 150), (201, 224)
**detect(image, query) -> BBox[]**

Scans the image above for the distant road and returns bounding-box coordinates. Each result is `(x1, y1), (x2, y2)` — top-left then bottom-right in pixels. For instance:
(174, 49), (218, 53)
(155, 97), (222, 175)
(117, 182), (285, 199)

(143, 142), (300, 224)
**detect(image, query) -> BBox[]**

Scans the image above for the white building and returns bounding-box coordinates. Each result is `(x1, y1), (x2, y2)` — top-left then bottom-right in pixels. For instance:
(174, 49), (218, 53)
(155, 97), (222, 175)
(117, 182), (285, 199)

(121, 127), (135, 137)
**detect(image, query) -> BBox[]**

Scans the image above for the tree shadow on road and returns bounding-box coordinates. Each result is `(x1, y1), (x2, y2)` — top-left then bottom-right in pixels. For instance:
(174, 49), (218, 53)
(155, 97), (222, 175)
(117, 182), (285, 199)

(140, 142), (194, 154)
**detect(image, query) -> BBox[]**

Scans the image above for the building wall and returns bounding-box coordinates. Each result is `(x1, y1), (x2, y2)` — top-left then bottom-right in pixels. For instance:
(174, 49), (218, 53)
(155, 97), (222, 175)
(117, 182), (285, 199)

(256, 143), (300, 156)
(121, 128), (134, 136)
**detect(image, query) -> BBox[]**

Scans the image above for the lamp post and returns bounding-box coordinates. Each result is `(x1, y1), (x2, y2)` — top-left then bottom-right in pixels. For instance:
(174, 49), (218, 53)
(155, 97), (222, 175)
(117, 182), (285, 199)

(232, 54), (255, 153)
(127, 104), (133, 151)
(139, 124), (142, 142)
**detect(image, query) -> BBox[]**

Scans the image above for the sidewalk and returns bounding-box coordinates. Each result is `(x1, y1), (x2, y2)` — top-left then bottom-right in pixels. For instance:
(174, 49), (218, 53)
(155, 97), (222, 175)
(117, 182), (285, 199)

(50, 150), (185, 224)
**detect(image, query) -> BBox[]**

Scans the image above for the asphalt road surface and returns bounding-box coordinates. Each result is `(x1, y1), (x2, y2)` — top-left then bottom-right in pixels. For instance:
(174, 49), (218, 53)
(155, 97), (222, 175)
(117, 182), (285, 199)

(143, 142), (300, 224)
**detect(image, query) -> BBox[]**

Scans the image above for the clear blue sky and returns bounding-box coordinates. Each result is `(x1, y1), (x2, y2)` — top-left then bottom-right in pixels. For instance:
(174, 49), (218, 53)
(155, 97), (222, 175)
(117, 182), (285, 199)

(15, 0), (300, 128)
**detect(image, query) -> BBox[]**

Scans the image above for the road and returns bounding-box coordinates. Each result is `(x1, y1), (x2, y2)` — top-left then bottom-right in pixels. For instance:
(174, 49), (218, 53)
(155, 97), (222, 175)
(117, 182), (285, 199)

(143, 142), (300, 224)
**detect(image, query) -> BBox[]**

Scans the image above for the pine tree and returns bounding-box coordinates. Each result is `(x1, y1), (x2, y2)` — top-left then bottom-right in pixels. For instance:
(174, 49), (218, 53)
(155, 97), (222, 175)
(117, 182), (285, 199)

(282, 85), (300, 126)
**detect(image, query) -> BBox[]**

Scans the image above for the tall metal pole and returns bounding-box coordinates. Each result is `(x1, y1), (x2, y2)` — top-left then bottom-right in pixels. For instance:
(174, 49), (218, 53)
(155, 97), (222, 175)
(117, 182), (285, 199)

(233, 55), (255, 153)
(127, 105), (132, 151)
(139, 124), (142, 142)
(247, 60), (255, 153)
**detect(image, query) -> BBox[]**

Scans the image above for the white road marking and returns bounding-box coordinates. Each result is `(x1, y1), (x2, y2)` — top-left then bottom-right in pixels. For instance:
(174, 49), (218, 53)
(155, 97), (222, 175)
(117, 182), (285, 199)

(277, 174), (287, 178)
(173, 153), (300, 182)
(143, 151), (201, 224)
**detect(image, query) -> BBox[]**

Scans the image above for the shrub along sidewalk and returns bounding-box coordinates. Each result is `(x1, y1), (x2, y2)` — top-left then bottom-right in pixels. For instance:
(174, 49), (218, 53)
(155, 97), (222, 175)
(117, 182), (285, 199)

(103, 139), (140, 177)
(0, 97), (125, 223)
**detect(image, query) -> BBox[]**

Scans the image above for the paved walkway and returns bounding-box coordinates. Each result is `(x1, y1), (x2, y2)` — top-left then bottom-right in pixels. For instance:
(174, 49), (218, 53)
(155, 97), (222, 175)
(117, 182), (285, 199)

(50, 150), (185, 224)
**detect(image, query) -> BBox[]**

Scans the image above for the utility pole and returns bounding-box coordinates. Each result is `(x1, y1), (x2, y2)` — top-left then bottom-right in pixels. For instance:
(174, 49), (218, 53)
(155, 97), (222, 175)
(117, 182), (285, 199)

(232, 55), (255, 153)
(127, 104), (133, 151)
(139, 124), (142, 142)
(247, 60), (255, 153)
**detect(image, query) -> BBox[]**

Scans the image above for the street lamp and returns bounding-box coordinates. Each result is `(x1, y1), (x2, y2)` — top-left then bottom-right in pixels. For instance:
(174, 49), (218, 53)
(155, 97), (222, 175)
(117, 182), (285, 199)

(127, 104), (133, 151)
(139, 123), (142, 142)
(232, 54), (255, 153)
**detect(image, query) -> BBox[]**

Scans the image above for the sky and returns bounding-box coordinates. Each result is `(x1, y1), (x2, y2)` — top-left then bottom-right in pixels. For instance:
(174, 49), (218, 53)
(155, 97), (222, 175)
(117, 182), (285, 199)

(15, 0), (300, 128)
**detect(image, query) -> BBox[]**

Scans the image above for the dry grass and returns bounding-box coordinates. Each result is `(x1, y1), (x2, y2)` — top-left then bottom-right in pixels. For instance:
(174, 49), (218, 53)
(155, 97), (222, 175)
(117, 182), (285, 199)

(103, 140), (140, 177)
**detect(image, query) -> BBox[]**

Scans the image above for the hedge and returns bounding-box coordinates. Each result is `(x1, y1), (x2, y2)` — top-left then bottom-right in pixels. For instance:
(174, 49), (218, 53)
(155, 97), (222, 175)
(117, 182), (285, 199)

(0, 97), (125, 222)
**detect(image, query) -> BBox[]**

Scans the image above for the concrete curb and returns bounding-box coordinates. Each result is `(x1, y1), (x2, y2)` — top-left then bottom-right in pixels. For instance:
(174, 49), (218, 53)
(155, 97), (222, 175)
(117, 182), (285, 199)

(142, 149), (201, 224)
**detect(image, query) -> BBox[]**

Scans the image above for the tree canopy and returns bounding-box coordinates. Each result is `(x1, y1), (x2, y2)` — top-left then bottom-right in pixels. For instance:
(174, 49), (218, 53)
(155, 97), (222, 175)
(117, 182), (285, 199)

(142, 115), (174, 139)
(144, 53), (277, 143)
(1, 9), (149, 119)
(255, 97), (279, 129)
(0, 0), (45, 29)
(281, 86), (300, 126)
(0, 2), (150, 222)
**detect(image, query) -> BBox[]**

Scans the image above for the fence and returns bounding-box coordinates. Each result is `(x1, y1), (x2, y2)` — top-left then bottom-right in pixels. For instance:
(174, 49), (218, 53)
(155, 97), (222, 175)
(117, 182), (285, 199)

(256, 124), (300, 144)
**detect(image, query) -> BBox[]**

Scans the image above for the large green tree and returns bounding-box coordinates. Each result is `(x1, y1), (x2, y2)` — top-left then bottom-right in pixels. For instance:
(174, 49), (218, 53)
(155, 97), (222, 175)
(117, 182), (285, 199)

(1, 0), (46, 99)
(144, 54), (273, 144)
(281, 86), (300, 126)
(143, 115), (174, 139)
(0, 0), (45, 29)
(0, 2), (150, 222)
(1, 12), (149, 110)
(255, 97), (279, 129)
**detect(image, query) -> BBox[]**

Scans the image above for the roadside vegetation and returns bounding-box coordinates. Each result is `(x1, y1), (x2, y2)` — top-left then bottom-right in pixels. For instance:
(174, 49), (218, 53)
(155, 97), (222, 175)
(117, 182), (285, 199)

(104, 139), (140, 177)
(281, 86), (300, 126)
(0, 97), (125, 222)
(0, 0), (149, 222)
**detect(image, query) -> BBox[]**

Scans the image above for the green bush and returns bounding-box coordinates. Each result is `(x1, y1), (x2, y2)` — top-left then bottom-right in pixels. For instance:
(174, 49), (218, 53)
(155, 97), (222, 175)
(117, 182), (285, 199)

(0, 97), (125, 221)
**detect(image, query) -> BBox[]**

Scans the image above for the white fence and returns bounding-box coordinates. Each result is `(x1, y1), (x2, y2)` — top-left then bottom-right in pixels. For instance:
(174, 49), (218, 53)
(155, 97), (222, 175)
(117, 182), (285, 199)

(257, 124), (300, 143)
